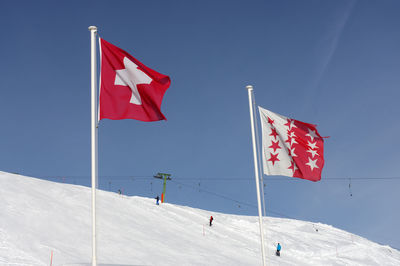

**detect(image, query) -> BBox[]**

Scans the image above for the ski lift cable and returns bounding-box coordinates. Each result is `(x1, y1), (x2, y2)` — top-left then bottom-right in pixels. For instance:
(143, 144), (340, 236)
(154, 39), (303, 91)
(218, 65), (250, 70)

(169, 179), (294, 219)
(23, 173), (400, 182)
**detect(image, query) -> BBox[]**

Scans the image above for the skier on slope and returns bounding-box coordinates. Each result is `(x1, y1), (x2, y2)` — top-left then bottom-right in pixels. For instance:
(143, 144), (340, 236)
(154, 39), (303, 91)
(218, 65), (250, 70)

(155, 195), (160, 205)
(276, 243), (281, 256)
(209, 216), (214, 226)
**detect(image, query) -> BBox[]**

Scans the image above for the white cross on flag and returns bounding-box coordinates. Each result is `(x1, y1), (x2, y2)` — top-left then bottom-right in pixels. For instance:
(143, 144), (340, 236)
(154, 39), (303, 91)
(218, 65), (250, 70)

(99, 38), (170, 121)
(258, 107), (325, 182)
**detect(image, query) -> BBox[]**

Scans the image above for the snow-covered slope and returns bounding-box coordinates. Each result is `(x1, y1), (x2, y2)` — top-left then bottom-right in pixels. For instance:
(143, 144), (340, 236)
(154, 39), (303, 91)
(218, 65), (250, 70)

(0, 171), (399, 266)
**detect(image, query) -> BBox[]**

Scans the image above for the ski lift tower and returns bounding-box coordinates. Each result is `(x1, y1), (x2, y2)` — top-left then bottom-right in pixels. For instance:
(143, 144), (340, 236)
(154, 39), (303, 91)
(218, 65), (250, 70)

(153, 173), (172, 203)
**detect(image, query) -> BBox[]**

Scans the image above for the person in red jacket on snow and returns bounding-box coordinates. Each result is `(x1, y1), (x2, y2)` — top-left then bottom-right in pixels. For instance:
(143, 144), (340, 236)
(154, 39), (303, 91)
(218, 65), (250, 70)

(209, 216), (214, 226)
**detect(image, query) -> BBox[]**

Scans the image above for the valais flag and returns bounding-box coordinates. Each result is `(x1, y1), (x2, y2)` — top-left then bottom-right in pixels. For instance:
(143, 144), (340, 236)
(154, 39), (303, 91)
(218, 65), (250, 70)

(259, 107), (325, 182)
(99, 38), (170, 121)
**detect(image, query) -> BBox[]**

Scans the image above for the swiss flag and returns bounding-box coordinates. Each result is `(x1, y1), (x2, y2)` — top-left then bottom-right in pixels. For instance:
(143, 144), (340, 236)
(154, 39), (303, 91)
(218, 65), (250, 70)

(99, 38), (170, 121)
(258, 107), (325, 182)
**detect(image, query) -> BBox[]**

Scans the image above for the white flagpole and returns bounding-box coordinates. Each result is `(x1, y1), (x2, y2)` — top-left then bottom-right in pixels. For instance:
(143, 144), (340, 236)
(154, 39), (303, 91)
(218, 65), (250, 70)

(88, 25), (98, 266)
(246, 85), (266, 266)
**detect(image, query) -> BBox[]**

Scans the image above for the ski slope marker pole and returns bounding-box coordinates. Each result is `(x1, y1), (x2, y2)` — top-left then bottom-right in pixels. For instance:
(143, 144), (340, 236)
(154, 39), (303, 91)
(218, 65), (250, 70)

(50, 250), (53, 266)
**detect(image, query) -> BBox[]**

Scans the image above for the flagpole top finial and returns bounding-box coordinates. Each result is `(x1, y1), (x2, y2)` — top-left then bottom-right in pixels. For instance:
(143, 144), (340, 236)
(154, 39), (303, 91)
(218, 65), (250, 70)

(246, 85), (253, 90)
(88, 26), (97, 32)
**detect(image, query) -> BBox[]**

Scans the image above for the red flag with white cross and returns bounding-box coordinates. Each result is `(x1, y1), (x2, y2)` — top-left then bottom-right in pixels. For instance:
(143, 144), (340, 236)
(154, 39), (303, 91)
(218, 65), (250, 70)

(99, 38), (170, 121)
(258, 107), (325, 181)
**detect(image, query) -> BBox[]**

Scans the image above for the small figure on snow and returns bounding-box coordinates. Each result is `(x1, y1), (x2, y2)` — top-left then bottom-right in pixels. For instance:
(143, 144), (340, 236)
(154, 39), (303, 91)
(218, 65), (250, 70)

(276, 243), (281, 257)
(117, 189), (122, 195)
(209, 216), (214, 226)
(155, 195), (160, 205)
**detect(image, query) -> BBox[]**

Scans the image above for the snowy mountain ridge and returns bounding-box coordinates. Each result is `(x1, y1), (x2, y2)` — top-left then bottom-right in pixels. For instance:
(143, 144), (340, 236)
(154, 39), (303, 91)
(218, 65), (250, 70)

(0, 171), (399, 265)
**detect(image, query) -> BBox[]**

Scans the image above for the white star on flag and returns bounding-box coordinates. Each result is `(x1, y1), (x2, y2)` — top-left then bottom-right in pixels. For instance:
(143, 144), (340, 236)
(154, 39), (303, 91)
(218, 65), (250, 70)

(306, 149), (319, 158)
(307, 141), (318, 150)
(290, 147), (297, 157)
(306, 128), (319, 141)
(287, 119), (297, 130)
(115, 57), (152, 105)
(306, 157), (319, 171)
(289, 160), (298, 173)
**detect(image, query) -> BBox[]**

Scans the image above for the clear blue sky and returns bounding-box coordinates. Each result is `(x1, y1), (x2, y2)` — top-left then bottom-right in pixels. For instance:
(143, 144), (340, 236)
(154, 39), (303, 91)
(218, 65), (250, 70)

(1, 0), (399, 250)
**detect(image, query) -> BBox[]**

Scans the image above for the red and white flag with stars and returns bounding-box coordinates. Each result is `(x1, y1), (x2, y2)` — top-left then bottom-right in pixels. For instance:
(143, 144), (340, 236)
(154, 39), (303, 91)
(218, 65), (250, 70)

(258, 107), (325, 182)
(99, 38), (170, 121)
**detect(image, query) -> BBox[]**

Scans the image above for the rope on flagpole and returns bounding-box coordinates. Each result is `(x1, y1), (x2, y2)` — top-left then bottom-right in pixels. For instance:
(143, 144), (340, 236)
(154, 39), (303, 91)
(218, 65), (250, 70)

(251, 89), (267, 217)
